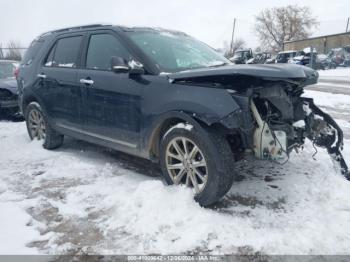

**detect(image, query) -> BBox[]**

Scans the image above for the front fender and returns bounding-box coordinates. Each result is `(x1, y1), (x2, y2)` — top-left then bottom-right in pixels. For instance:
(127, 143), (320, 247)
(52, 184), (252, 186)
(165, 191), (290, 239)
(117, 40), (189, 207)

(141, 110), (210, 160)
(140, 78), (246, 159)
(142, 81), (241, 126)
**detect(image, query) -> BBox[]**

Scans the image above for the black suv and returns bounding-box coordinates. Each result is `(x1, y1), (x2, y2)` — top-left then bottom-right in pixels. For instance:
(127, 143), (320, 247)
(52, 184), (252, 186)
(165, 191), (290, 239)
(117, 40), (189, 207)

(18, 24), (349, 206)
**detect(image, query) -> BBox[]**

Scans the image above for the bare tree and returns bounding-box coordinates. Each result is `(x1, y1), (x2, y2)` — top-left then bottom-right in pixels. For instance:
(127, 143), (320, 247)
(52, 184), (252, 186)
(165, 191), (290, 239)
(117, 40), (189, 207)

(254, 5), (318, 52)
(231, 38), (246, 53)
(223, 38), (246, 58)
(5, 40), (22, 61)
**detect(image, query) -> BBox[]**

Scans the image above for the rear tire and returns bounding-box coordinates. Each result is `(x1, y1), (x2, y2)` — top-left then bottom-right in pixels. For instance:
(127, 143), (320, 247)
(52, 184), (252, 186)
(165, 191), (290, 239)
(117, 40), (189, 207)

(25, 102), (64, 149)
(159, 123), (235, 206)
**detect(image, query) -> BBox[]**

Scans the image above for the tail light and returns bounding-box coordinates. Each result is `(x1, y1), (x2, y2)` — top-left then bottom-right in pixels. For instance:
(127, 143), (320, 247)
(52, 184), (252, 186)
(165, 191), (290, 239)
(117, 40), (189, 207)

(14, 67), (20, 78)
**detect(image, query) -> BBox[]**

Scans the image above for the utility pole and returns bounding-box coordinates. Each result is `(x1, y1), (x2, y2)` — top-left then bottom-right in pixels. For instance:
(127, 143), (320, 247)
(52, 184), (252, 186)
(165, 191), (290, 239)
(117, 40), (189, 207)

(230, 18), (236, 55)
(310, 46), (314, 69)
(346, 17), (349, 32)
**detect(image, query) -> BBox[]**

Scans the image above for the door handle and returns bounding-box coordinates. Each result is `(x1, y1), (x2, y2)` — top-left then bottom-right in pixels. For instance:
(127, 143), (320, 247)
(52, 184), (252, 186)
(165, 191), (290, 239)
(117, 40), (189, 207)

(80, 78), (94, 86)
(37, 73), (46, 79)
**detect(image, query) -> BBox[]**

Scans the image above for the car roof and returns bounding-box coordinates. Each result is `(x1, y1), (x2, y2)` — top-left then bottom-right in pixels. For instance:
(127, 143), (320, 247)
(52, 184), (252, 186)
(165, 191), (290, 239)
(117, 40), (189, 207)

(235, 49), (251, 52)
(278, 50), (297, 54)
(119, 26), (188, 35)
(38, 24), (188, 39)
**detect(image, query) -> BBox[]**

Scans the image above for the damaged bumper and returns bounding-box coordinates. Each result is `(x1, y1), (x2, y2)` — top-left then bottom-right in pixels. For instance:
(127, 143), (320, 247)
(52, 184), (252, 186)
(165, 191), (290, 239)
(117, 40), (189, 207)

(228, 83), (350, 180)
(302, 97), (350, 179)
(249, 94), (349, 180)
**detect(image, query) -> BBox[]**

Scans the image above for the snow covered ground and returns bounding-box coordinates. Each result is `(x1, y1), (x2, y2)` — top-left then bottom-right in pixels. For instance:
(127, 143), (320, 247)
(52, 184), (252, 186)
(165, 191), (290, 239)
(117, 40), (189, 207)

(318, 67), (350, 80)
(0, 69), (350, 256)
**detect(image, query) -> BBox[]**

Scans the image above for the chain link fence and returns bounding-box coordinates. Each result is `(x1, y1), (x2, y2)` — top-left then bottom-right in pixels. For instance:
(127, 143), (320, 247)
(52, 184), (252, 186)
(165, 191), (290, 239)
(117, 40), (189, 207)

(0, 47), (27, 61)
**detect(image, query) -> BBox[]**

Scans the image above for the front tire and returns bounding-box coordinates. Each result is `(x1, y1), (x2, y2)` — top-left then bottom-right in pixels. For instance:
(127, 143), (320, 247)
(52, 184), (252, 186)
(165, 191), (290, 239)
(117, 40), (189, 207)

(159, 123), (235, 206)
(25, 102), (64, 149)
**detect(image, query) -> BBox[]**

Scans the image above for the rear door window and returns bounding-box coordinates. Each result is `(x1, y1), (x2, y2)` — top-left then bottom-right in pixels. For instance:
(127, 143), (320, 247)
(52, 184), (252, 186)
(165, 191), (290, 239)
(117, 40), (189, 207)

(45, 36), (82, 68)
(85, 34), (131, 71)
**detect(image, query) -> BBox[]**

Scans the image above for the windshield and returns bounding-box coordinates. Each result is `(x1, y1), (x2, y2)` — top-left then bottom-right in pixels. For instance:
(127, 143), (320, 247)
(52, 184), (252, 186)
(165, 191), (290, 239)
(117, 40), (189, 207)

(126, 31), (230, 73)
(276, 54), (284, 60)
(0, 63), (15, 79)
(233, 51), (244, 58)
(277, 52), (295, 60)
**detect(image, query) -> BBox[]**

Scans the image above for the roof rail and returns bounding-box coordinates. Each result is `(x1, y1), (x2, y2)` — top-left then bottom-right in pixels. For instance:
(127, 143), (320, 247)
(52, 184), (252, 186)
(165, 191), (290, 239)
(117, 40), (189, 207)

(52, 24), (112, 33)
(39, 24), (112, 38)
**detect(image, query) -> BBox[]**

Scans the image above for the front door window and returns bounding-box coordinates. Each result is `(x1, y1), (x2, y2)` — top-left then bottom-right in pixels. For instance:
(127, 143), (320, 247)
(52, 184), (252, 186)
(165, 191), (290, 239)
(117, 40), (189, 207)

(86, 34), (131, 71)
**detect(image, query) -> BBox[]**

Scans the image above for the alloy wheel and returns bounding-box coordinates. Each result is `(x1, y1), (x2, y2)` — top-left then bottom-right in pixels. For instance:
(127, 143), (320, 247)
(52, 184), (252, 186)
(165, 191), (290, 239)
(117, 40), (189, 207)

(28, 108), (46, 140)
(165, 136), (208, 194)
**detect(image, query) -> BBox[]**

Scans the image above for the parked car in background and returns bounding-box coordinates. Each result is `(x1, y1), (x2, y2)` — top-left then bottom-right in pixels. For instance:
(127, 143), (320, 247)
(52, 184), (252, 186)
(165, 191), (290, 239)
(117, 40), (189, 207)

(246, 52), (271, 64)
(317, 54), (337, 69)
(327, 46), (350, 67)
(289, 48), (335, 70)
(275, 50), (297, 63)
(229, 48), (253, 64)
(289, 49), (318, 67)
(0, 60), (20, 118)
(17, 24), (350, 206)
(264, 55), (276, 64)
(338, 45), (350, 67)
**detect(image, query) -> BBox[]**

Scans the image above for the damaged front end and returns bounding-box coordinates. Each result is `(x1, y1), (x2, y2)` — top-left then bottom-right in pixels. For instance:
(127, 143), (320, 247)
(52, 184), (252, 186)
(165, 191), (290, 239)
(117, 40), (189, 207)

(249, 89), (349, 179)
(169, 64), (350, 179)
(245, 74), (349, 180)
(302, 98), (349, 179)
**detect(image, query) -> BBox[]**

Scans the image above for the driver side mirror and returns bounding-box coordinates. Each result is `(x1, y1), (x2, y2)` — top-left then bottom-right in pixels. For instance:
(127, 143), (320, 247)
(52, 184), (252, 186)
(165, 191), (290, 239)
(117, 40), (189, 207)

(111, 56), (145, 76)
(111, 56), (129, 73)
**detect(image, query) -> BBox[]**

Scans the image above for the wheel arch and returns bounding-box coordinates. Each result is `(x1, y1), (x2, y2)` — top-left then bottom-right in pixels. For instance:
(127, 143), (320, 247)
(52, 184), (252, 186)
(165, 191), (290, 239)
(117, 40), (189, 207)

(146, 111), (231, 162)
(22, 93), (39, 116)
(21, 91), (48, 119)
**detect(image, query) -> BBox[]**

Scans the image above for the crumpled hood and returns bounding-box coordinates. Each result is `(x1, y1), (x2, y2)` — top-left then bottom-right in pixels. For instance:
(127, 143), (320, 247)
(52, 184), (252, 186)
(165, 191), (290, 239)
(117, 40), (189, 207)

(0, 78), (18, 94)
(169, 64), (318, 86)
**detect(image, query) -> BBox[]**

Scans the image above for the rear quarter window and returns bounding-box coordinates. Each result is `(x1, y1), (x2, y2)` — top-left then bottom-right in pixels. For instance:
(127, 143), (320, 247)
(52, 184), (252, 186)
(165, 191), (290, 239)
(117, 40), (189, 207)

(22, 40), (44, 65)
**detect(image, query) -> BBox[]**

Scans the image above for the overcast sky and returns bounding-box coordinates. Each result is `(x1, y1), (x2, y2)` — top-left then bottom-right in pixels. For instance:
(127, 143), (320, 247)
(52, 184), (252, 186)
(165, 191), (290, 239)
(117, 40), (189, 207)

(1, 0), (349, 49)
